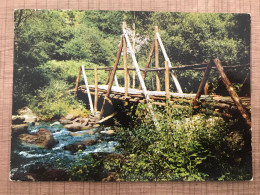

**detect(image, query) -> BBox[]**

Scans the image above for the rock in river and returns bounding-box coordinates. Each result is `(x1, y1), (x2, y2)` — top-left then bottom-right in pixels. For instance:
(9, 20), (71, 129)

(60, 119), (73, 125)
(12, 124), (28, 135)
(81, 139), (97, 146)
(19, 128), (58, 149)
(17, 107), (38, 123)
(63, 143), (86, 153)
(64, 123), (82, 132)
(100, 130), (115, 135)
(64, 139), (97, 153)
(12, 115), (25, 124)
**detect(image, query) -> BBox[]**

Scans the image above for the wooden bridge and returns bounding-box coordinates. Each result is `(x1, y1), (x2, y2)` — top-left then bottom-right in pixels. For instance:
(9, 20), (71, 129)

(74, 23), (251, 128)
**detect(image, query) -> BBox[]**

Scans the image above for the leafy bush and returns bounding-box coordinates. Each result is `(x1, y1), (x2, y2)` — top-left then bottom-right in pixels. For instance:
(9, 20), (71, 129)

(29, 80), (89, 120)
(114, 103), (251, 181)
(37, 60), (121, 88)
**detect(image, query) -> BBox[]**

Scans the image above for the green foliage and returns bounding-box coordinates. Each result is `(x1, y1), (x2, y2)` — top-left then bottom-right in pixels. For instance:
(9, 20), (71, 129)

(70, 154), (105, 181)
(146, 12), (250, 64)
(114, 103), (251, 181)
(37, 60), (108, 87)
(29, 80), (89, 120)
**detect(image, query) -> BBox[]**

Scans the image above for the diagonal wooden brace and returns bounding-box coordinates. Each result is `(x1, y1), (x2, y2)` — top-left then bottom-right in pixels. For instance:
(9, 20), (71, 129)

(193, 59), (214, 107)
(213, 58), (251, 127)
(100, 36), (123, 119)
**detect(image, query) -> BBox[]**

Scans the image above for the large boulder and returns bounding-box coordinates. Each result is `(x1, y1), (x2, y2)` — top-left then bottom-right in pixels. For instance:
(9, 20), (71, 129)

(12, 124), (28, 135)
(19, 128), (58, 149)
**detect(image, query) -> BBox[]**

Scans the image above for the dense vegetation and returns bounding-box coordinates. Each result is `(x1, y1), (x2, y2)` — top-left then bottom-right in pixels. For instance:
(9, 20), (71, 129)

(13, 10), (251, 181)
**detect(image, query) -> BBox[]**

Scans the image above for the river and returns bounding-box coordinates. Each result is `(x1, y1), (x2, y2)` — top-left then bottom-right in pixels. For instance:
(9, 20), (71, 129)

(10, 121), (119, 181)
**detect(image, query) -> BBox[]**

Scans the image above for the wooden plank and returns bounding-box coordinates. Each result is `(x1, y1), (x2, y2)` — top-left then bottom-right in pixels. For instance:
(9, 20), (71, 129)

(193, 60), (214, 107)
(100, 36), (123, 119)
(139, 39), (155, 89)
(156, 31), (183, 93)
(155, 26), (161, 91)
(74, 66), (82, 96)
(94, 65), (98, 113)
(214, 58), (251, 127)
(81, 65), (94, 113)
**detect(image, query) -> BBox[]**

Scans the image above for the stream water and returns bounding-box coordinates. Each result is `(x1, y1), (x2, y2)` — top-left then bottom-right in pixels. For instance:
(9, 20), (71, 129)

(10, 122), (119, 180)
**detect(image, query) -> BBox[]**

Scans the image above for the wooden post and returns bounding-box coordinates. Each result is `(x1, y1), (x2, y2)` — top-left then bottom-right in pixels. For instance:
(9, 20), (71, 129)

(165, 61), (170, 105)
(94, 65), (98, 113)
(155, 26), (161, 91)
(100, 36), (123, 119)
(139, 40), (155, 90)
(123, 35), (128, 97)
(123, 22), (131, 89)
(81, 65), (94, 113)
(105, 69), (112, 85)
(156, 32), (183, 93)
(165, 61), (171, 119)
(123, 26), (160, 129)
(213, 58), (251, 127)
(239, 72), (249, 96)
(114, 75), (119, 87)
(204, 81), (209, 95)
(132, 21), (136, 89)
(193, 60), (213, 107)
(74, 66), (82, 96)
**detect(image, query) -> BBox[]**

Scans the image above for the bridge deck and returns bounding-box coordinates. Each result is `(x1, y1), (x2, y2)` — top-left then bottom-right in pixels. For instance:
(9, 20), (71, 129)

(77, 85), (250, 111)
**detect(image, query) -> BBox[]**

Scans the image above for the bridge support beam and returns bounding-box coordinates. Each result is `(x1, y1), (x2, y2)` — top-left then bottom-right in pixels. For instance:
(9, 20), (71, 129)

(139, 39), (155, 90)
(156, 31), (183, 93)
(194, 58), (251, 127)
(123, 23), (160, 129)
(155, 26), (161, 91)
(193, 60), (214, 107)
(214, 58), (251, 127)
(100, 36), (123, 119)
(74, 66), (82, 96)
(81, 65), (94, 113)
(94, 65), (98, 113)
